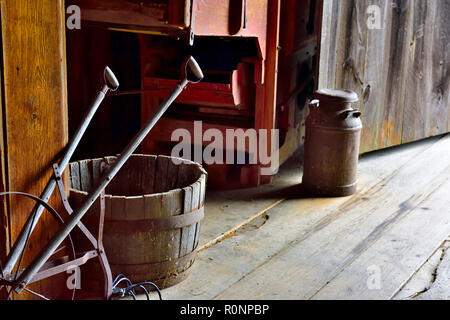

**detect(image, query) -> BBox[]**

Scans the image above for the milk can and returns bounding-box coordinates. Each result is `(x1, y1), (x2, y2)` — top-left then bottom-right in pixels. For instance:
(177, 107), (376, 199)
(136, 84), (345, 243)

(302, 89), (362, 196)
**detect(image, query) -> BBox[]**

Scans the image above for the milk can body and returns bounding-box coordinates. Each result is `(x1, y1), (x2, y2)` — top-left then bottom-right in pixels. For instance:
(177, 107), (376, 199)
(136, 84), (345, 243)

(302, 89), (362, 196)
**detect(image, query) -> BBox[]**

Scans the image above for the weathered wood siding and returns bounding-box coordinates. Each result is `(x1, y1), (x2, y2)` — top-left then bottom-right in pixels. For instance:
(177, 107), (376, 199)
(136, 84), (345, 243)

(320, 0), (449, 153)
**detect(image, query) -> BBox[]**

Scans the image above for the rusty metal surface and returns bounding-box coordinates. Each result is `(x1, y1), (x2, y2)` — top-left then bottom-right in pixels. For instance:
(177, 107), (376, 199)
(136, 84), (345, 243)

(302, 89), (362, 197)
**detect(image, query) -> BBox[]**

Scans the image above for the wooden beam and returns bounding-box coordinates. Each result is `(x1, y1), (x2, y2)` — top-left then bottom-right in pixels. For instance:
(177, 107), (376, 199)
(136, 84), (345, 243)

(0, 0), (69, 299)
(255, 0), (281, 132)
(0, 34), (8, 279)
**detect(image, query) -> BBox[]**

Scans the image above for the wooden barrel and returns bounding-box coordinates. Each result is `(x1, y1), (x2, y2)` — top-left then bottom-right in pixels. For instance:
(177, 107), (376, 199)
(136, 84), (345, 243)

(69, 154), (207, 289)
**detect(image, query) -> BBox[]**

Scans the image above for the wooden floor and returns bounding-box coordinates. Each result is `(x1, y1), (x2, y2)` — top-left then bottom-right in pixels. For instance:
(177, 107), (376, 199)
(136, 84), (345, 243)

(148, 134), (450, 300)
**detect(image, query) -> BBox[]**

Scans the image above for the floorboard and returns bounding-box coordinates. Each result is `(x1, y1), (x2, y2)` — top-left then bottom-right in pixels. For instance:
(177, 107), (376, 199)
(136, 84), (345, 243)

(146, 135), (448, 300)
(216, 135), (450, 299)
(312, 178), (450, 299)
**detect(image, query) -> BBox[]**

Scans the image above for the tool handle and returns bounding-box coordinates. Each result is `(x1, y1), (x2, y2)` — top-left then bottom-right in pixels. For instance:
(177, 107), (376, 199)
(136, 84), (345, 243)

(3, 67), (118, 275)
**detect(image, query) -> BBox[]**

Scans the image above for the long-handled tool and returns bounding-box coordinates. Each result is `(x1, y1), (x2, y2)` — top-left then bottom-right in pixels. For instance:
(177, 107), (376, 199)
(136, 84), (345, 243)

(12, 56), (204, 294)
(2, 67), (119, 276)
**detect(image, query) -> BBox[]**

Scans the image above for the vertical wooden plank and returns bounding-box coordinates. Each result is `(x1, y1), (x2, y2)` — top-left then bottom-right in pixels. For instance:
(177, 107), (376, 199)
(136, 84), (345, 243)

(333, 0), (367, 102)
(256, 0), (280, 132)
(116, 158), (131, 196)
(161, 190), (182, 261)
(402, 0), (435, 143)
(177, 161), (201, 189)
(89, 158), (102, 188)
(141, 154), (157, 195)
(323, 0), (369, 155)
(79, 160), (92, 192)
(360, 0), (392, 152)
(187, 181), (201, 252)
(179, 186), (193, 257)
(166, 158), (180, 191)
(69, 163), (75, 190)
(143, 193), (163, 263)
(119, 196), (146, 264)
(69, 162), (81, 190)
(154, 156), (170, 193)
(125, 196), (146, 221)
(0, 67), (8, 269)
(254, 0), (279, 172)
(376, 0), (414, 149)
(193, 173), (207, 250)
(127, 156), (143, 196)
(110, 196), (126, 265)
(0, 0), (68, 299)
(319, 0), (339, 89)
(110, 196), (127, 221)
(428, 0), (449, 137)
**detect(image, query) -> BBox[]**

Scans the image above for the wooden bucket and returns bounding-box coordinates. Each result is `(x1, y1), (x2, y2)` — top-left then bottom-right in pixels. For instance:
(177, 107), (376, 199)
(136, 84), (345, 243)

(69, 154), (207, 289)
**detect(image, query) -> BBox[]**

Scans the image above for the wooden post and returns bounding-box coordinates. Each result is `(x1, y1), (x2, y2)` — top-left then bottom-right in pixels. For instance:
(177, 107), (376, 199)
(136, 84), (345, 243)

(0, 0), (69, 299)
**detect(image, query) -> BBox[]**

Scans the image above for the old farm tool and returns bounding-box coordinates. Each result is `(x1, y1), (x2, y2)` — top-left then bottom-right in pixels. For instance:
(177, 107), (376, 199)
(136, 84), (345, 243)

(302, 89), (362, 197)
(0, 56), (204, 300)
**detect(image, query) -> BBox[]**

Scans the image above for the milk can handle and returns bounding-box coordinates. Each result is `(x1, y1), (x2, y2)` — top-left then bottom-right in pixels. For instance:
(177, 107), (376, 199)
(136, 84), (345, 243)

(309, 99), (320, 110)
(352, 110), (362, 118)
(343, 109), (362, 119)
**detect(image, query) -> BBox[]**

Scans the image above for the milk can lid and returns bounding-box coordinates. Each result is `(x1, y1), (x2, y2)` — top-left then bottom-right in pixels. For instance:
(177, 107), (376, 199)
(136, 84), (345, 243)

(314, 89), (359, 103)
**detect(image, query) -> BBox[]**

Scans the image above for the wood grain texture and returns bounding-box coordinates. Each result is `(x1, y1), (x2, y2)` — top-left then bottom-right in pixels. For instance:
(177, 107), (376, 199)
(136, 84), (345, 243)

(320, 0), (450, 153)
(69, 0), (189, 29)
(402, 0), (435, 143)
(362, 0), (392, 151)
(0, 0), (69, 299)
(144, 134), (444, 300)
(69, 155), (207, 288)
(255, 0), (280, 133)
(216, 135), (450, 299)
(313, 178), (450, 300)
(376, 0), (413, 149)
(0, 52), (8, 265)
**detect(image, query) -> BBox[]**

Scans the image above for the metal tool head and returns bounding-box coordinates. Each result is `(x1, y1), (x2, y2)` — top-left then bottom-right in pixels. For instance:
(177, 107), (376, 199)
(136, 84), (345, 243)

(104, 66), (120, 91)
(181, 56), (204, 83)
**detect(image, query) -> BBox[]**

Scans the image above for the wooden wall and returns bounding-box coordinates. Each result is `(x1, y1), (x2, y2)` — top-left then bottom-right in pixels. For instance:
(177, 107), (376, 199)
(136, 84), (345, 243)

(0, 0), (69, 299)
(66, 27), (142, 162)
(319, 0), (449, 153)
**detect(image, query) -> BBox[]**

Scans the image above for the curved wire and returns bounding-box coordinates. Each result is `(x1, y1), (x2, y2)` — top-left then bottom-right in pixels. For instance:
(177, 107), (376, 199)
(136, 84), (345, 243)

(138, 285), (150, 300)
(123, 281), (162, 300)
(0, 191), (77, 300)
(128, 290), (137, 300)
(112, 273), (131, 287)
(111, 273), (162, 300)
